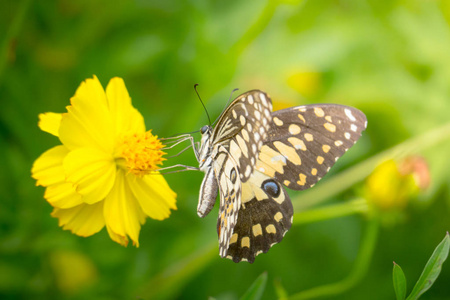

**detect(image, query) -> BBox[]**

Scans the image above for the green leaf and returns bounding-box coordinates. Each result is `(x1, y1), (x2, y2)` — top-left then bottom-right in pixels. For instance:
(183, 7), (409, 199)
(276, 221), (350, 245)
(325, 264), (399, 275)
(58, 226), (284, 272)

(406, 232), (450, 300)
(273, 278), (288, 300)
(240, 272), (268, 300)
(393, 262), (407, 300)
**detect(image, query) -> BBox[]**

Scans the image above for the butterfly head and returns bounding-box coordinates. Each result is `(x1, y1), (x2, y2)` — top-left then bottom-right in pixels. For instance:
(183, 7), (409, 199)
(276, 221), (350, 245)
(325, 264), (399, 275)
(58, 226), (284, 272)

(200, 125), (210, 135)
(198, 125), (213, 171)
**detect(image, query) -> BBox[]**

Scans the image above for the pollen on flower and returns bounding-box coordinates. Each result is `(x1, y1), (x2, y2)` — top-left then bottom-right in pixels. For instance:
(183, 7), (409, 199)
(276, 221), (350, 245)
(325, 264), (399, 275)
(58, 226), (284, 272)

(117, 131), (165, 176)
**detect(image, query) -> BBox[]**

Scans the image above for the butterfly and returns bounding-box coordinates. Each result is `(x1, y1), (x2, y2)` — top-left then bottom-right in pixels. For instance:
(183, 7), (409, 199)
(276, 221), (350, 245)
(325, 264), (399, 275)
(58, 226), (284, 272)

(174, 90), (367, 263)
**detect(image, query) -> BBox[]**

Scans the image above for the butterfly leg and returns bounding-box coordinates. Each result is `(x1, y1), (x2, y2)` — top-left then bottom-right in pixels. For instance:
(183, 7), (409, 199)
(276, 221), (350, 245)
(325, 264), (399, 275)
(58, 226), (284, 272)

(165, 144), (193, 159)
(161, 135), (200, 161)
(160, 133), (192, 140)
(155, 164), (200, 175)
(161, 135), (193, 150)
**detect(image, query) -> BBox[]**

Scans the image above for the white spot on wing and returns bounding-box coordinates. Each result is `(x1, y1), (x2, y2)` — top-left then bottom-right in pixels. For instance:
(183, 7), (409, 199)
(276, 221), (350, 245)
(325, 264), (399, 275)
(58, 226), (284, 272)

(271, 155), (287, 164)
(345, 108), (356, 122)
(240, 115), (246, 126)
(254, 132), (260, 142)
(259, 126), (265, 134)
(245, 165), (252, 177)
(259, 93), (268, 106)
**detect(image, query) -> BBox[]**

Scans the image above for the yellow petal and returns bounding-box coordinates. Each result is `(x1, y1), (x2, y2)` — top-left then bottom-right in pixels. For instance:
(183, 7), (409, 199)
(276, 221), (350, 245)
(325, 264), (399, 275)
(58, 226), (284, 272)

(103, 170), (146, 247)
(63, 147), (116, 204)
(74, 76), (108, 106)
(51, 202), (105, 237)
(59, 76), (115, 152)
(127, 173), (177, 220)
(106, 225), (129, 247)
(105, 77), (145, 137)
(38, 112), (63, 137)
(45, 182), (83, 209)
(32, 145), (69, 187)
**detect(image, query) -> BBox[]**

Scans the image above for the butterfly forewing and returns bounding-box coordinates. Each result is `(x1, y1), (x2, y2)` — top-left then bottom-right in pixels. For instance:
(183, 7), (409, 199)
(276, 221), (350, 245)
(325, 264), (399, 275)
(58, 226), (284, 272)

(256, 104), (367, 191)
(224, 171), (293, 263)
(212, 90), (273, 182)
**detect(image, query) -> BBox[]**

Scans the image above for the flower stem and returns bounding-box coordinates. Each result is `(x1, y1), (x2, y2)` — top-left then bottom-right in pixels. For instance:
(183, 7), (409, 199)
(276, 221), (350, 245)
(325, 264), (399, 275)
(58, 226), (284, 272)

(288, 217), (379, 300)
(292, 198), (368, 226)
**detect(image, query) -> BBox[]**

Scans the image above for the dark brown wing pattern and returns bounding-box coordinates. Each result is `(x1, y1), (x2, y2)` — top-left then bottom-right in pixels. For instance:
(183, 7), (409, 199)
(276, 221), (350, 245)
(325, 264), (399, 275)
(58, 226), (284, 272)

(256, 104), (367, 191)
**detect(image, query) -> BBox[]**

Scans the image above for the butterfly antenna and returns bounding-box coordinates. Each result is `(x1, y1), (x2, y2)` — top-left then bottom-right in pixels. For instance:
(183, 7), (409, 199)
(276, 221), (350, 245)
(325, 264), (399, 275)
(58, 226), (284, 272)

(194, 84), (211, 126)
(212, 88), (239, 126)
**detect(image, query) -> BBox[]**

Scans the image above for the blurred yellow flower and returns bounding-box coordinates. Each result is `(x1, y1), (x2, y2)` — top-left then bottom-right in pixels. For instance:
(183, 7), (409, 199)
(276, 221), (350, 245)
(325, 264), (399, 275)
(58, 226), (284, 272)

(286, 68), (321, 98)
(49, 250), (98, 294)
(31, 76), (176, 246)
(365, 157), (430, 211)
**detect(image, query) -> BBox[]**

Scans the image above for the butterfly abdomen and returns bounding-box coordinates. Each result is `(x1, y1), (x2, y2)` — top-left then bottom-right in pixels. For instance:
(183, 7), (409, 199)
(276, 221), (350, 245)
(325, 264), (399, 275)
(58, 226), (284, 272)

(198, 166), (218, 218)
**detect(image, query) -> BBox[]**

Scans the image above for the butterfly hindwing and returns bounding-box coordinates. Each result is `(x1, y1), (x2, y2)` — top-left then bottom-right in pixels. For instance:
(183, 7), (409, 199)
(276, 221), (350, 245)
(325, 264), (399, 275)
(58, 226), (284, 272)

(256, 104), (367, 191)
(224, 171), (293, 263)
(212, 145), (242, 257)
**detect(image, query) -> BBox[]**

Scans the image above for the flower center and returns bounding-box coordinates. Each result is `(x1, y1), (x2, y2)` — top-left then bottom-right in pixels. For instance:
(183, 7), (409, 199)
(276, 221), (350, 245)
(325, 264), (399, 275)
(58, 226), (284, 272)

(117, 131), (165, 176)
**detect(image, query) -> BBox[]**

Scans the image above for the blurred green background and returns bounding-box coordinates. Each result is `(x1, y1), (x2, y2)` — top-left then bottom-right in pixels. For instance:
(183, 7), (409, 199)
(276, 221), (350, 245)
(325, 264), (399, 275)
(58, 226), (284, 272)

(1, 0), (450, 299)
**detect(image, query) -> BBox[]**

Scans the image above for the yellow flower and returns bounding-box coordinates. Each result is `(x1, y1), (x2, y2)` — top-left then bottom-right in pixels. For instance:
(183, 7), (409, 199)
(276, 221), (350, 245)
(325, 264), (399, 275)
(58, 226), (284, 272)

(31, 76), (176, 246)
(365, 157), (429, 211)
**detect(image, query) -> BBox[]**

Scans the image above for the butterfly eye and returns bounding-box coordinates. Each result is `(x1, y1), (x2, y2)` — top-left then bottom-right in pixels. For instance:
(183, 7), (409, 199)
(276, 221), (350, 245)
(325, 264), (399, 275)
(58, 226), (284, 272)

(200, 125), (209, 134)
(261, 179), (280, 198)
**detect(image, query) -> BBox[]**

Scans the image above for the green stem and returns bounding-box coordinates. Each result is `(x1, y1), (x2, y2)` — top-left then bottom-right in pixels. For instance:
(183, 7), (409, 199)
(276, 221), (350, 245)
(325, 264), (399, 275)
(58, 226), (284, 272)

(288, 217), (379, 300)
(293, 122), (450, 212)
(292, 198), (369, 226)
